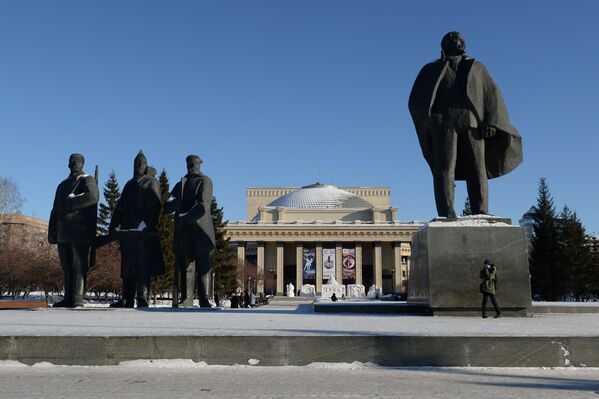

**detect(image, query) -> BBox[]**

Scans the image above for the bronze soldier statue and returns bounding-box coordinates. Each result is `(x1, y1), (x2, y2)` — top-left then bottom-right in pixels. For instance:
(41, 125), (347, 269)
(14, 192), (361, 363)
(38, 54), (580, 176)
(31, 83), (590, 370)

(409, 32), (523, 218)
(166, 155), (215, 308)
(109, 151), (165, 308)
(48, 153), (99, 308)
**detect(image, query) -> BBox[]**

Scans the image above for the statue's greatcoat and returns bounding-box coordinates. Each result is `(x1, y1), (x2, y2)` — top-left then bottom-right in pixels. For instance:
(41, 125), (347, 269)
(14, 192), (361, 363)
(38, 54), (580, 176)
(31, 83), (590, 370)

(49, 174), (99, 245)
(169, 172), (216, 256)
(110, 174), (165, 278)
(408, 57), (522, 180)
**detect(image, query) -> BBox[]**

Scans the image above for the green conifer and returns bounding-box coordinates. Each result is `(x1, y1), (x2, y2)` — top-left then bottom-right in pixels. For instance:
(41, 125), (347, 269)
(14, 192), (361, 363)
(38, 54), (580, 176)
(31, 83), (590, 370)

(461, 197), (472, 216)
(557, 207), (593, 299)
(97, 171), (120, 234)
(210, 197), (237, 296)
(529, 177), (561, 300)
(151, 169), (175, 301)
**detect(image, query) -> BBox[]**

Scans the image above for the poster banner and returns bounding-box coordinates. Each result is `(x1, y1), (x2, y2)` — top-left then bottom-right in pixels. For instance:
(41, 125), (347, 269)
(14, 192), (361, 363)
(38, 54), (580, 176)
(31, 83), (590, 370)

(342, 248), (356, 280)
(302, 247), (316, 279)
(322, 248), (336, 281)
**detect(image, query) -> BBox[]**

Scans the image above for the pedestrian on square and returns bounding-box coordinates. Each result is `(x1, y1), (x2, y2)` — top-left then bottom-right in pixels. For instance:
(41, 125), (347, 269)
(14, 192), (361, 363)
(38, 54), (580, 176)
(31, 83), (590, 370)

(244, 290), (250, 308)
(480, 259), (501, 318)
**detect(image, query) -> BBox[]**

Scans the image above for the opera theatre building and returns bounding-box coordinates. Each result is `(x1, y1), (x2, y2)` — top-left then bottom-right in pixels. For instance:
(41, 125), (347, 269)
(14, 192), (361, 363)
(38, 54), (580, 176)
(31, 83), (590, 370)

(225, 183), (422, 296)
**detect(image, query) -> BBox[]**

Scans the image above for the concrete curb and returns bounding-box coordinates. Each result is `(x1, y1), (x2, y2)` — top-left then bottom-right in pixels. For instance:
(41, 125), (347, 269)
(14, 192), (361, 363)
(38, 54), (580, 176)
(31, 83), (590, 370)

(2, 335), (598, 367)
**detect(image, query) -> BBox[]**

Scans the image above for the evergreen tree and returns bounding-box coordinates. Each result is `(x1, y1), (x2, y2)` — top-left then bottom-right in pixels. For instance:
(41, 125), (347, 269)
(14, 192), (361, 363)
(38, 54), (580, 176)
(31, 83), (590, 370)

(151, 169), (175, 301)
(557, 207), (593, 299)
(529, 177), (561, 300)
(461, 197), (472, 216)
(97, 171), (121, 234)
(588, 235), (599, 296)
(210, 196), (237, 296)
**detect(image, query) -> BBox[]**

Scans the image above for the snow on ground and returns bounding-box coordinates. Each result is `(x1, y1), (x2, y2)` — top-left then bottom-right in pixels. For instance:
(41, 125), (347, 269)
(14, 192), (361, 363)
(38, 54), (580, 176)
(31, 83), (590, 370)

(1, 303), (598, 337)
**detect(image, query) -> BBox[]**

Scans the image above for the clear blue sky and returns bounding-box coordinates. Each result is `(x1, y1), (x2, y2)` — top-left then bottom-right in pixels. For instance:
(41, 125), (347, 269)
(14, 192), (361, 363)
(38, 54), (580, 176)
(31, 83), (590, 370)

(1, 1), (598, 233)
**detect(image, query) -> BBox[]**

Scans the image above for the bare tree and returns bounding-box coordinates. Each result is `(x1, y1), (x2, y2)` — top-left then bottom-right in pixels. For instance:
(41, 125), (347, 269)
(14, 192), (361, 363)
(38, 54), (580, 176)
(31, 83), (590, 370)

(87, 243), (122, 302)
(0, 177), (24, 226)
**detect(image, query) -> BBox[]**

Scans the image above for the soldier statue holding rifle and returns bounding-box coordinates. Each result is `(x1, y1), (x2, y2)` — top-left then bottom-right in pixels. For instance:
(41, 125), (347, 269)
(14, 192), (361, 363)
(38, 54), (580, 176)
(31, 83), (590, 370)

(48, 153), (99, 308)
(166, 155), (215, 308)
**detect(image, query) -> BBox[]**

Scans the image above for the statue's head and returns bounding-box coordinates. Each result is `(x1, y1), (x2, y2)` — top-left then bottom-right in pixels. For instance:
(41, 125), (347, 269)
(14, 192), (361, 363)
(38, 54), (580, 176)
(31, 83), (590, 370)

(186, 154), (203, 174)
(68, 153), (85, 175)
(134, 150), (148, 177)
(441, 31), (466, 57)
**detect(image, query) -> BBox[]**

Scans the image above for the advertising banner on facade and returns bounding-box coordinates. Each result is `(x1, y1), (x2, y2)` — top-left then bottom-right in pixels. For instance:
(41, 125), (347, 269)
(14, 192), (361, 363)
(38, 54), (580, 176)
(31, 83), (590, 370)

(322, 248), (336, 281)
(342, 248), (356, 280)
(302, 247), (316, 279)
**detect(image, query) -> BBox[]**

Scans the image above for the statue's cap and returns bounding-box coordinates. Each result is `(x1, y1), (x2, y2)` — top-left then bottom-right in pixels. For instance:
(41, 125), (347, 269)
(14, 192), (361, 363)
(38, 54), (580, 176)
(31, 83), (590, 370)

(441, 31), (464, 50)
(135, 150), (147, 164)
(186, 154), (203, 164)
(69, 153), (85, 164)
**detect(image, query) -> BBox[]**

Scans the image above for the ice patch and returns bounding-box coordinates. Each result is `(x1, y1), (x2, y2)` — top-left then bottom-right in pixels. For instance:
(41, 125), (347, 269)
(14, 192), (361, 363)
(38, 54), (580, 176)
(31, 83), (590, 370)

(31, 362), (56, 368)
(304, 361), (380, 370)
(0, 360), (28, 368)
(119, 359), (209, 368)
(552, 341), (572, 367)
(420, 215), (513, 229)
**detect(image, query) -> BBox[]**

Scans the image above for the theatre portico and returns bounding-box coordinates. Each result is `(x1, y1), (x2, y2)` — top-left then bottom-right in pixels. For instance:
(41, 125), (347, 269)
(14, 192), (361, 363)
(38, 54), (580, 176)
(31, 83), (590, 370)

(225, 183), (422, 296)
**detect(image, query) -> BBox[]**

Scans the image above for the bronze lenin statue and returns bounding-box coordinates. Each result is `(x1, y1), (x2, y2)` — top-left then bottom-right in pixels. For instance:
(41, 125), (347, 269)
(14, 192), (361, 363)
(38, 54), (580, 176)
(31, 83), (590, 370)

(408, 32), (523, 218)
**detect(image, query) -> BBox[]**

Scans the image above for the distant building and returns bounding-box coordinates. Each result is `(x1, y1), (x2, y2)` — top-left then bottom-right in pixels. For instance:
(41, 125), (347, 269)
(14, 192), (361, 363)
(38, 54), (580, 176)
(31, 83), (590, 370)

(0, 214), (48, 252)
(225, 183), (422, 296)
(519, 206), (536, 247)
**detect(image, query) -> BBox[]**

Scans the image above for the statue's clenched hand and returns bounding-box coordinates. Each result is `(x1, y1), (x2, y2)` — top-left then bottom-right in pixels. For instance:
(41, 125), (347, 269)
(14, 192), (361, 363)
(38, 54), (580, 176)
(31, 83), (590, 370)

(483, 126), (497, 138)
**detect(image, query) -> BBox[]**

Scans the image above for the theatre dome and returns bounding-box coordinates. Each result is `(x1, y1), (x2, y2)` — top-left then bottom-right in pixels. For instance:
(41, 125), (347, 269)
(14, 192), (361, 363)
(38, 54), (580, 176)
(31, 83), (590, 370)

(267, 183), (373, 209)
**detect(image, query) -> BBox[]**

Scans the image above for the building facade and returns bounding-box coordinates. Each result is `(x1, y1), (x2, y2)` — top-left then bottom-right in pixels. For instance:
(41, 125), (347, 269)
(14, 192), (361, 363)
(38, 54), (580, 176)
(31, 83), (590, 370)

(0, 214), (49, 252)
(225, 183), (422, 296)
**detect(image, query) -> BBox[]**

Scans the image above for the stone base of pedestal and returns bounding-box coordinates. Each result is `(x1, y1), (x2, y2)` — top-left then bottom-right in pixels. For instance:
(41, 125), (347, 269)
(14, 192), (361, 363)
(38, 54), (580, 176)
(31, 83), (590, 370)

(408, 217), (532, 317)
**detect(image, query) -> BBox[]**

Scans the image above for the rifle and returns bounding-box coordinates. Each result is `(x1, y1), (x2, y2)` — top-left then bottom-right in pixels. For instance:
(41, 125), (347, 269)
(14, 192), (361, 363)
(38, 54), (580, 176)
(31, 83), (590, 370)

(89, 165), (99, 268)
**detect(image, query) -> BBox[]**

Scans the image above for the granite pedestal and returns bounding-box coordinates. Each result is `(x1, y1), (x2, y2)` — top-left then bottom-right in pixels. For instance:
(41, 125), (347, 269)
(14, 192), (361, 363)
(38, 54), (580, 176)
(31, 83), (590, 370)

(408, 218), (532, 316)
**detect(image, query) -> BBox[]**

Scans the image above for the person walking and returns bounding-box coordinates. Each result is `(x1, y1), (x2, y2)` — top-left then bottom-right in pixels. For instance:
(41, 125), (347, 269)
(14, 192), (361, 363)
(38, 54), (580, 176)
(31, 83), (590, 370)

(480, 259), (501, 318)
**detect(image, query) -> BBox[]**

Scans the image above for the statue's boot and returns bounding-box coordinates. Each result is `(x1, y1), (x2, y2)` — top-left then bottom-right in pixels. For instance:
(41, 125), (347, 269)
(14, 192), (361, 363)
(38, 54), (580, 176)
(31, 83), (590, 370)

(136, 279), (150, 308)
(72, 274), (85, 308)
(179, 264), (195, 307)
(52, 299), (72, 308)
(197, 271), (212, 308)
(110, 278), (135, 308)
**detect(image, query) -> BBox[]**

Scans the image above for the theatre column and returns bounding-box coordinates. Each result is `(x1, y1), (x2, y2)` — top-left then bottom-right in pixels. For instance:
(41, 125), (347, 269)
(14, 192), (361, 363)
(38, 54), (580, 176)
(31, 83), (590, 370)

(316, 243), (323, 293)
(276, 242), (284, 296)
(393, 242), (402, 294)
(296, 242), (303, 292)
(236, 242), (245, 265)
(374, 241), (383, 289)
(335, 242), (343, 283)
(257, 242), (265, 294)
(401, 242), (412, 285)
(355, 242), (363, 285)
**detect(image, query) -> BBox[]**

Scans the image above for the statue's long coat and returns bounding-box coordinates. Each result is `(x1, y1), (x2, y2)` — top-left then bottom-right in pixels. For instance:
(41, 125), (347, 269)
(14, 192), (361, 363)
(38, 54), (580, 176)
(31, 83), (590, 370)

(49, 174), (99, 245)
(408, 56), (523, 180)
(110, 175), (165, 278)
(167, 172), (216, 257)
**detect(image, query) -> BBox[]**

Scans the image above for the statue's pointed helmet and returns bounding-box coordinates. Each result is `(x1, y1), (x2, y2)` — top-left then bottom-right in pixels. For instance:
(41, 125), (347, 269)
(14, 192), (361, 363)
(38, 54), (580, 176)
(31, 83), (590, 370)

(135, 150), (147, 164)
(134, 150), (148, 174)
